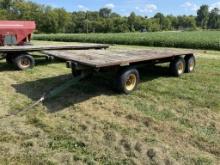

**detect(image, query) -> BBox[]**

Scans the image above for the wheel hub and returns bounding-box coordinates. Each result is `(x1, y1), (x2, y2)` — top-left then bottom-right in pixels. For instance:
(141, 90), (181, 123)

(20, 57), (31, 68)
(178, 63), (184, 75)
(189, 60), (194, 71)
(125, 74), (137, 91)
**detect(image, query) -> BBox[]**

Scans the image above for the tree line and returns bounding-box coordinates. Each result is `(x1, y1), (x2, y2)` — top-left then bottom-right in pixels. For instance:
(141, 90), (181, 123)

(0, 0), (219, 33)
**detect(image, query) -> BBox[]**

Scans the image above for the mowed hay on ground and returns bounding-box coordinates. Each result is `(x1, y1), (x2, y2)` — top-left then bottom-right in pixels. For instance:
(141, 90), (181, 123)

(0, 42), (220, 164)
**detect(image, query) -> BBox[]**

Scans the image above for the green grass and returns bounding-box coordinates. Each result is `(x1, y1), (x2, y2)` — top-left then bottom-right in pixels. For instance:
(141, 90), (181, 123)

(0, 41), (219, 164)
(33, 31), (220, 50)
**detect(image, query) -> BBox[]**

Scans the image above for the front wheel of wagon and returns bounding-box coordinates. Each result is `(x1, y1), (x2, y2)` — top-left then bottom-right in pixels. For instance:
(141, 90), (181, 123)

(185, 55), (196, 73)
(116, 67), (140, 94)
(14, 54), (35, 70)
(170, 57), (186, 77)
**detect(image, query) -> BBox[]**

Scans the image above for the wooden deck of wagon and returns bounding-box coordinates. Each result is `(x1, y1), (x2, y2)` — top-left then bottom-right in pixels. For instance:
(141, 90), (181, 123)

(0, 44), (109, 53)
(43, 49), (194, 68)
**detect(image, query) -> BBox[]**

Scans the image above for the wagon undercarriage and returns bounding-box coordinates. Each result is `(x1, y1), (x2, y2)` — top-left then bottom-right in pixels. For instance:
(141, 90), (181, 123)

(43, 49), (196, 94)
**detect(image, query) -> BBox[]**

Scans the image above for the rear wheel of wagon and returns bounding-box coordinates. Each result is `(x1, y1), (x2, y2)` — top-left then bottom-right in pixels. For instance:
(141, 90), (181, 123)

(185, 55), (196, 73)
(116, 67), (140, 94)
(14, 54), (35, 70)
(170, 57), (186, 77)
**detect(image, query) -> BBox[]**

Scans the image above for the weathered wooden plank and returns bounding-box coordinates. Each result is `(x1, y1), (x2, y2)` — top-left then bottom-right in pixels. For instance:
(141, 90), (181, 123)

(0, 44), (109, 53)
(43, 49), (194, 68)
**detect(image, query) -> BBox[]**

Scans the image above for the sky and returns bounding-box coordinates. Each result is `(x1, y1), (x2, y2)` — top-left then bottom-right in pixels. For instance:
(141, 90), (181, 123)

(32, 0), (220, 17)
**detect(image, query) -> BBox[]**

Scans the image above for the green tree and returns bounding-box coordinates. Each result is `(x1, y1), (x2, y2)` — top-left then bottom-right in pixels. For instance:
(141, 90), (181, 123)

(0, 0), (13, 10)
(162, 17), (172, 30)
(110, 12), (120, 18)
(147, 18), (160, 32)
(40, 7), (59, 33)
(154, 12), (172, 30)
(54, 8), (71, 33)
(99, 8), (111, 18)
(0, 0), (216, 33)
(0, 9), (8, 19)
(154, 12), (164, 20)
(154, 12), (164, 30)
(196, 5), (209, 29)
(167, 15), (179, 30)
(72, 11), (86, 32)
(128, 12), (136, 32)
(112, 17), (129, 32)
(208, 8), (220, 29)
(177, 15), (197, 30)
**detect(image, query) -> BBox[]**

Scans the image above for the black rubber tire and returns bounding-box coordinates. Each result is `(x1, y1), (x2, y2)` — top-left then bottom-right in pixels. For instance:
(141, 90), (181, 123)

(116, 67), (140, 94)
(170, 57), (186, 77)
(6, 54), (13, 64)
(185, 55), (196, 73)
(13, 54), (35, 70)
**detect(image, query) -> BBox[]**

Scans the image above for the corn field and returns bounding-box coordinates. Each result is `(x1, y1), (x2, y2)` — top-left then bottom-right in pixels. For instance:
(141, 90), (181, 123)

(33, 31), (220, 50)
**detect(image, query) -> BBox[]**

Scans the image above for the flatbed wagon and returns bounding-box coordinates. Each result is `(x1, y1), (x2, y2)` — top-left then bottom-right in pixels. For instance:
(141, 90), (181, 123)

(0, 20), (109, 70)
(44, 48), (196, 94)
(0, 44), (109, 70)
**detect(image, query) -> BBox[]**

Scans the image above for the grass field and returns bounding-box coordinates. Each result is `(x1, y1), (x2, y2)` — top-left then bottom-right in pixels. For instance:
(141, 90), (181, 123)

(33, 31), (220, 51)
(0, 41), (220, 164)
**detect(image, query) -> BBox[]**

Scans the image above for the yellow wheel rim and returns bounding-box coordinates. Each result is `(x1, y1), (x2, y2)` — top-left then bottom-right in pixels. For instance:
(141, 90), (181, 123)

(20, 58), (31, 68)
(125, 74), (137, 91)
(178, 63), (184, 75)
(189, 60), (194, 71)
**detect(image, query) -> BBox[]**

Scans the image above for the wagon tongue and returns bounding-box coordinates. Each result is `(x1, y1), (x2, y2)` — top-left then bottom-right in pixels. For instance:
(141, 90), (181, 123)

(0, 75), (85, 120)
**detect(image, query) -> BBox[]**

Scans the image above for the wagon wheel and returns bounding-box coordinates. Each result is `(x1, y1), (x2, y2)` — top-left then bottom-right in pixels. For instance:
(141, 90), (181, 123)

(14, 54), (35, 70)
(116, 67), (140, 94)
(170, 57), (186, 77)
(185, 55), (196, 73)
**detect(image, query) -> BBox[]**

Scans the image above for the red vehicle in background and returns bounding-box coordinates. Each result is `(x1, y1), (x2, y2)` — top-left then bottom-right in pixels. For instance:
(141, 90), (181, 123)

(0, 21), (109, 70)
(0, 21), (36, 46)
